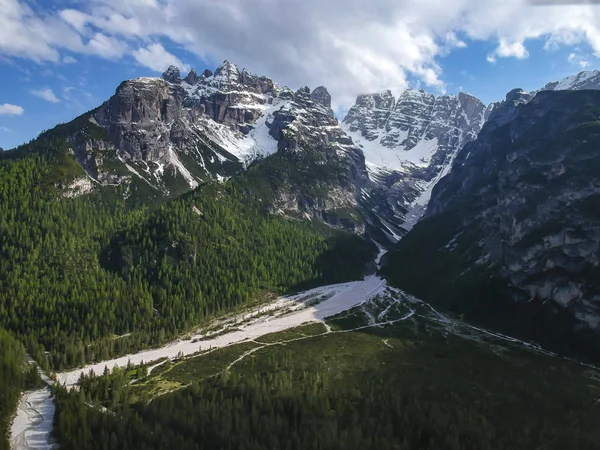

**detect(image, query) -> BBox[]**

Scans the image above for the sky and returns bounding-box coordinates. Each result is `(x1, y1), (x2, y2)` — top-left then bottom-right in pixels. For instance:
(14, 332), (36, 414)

(1, 0), (600, 149)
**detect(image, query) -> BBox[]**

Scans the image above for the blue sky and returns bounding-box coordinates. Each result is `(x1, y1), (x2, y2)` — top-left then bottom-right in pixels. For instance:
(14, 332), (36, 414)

(1, 0), (600, 149)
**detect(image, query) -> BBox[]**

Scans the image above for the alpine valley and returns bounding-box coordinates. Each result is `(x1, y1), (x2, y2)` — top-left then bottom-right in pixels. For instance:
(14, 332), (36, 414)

(2, 63), (600, 450)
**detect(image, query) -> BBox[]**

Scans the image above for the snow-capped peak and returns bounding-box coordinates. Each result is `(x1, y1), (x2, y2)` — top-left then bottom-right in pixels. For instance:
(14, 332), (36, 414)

(342, 88), (487, 233)
(213, 60), (241, 84)
(542, 70), (600, 92)
(342, 89), (485, 174)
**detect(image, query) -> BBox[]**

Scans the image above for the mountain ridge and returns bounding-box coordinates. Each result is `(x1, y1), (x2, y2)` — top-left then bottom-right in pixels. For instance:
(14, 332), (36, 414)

(382, 88), (600, 361)
(10, 64), (600, 242)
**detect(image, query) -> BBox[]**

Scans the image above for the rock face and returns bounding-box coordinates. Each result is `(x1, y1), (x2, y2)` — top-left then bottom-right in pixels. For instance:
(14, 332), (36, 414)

(67, 60), (373, 231)
(161, 65), (181, 84)
(183, 69), (199, 85)
(383, 89), (600, 359)
(235, 84), (371, 232)
(180, 60), (276, 133)
(341, 89), (486, 239)
(310, 86), (332, 107)
(343, 89), (485, 177)
(67, 128), (130, 187)
(85, 60), (290, 195)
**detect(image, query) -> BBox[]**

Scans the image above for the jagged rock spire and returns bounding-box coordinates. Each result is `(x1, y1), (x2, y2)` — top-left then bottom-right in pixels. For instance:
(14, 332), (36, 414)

(214, 60), (240, 84)
(183, 69), (199, 85)
(311, 86), (331, 107)
(161, 65), (181, 84)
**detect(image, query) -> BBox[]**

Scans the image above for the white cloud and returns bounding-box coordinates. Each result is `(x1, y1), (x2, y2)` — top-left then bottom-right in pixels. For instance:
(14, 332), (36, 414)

(440, 32), (467, 55)
(59, 9), (90, 33)
(0, 126), (11, 132)
(86, 33), (127, 59)
(492, 39), (530, 60)
(132, 43), (190, 72)
(0, 0), (127, 62)
(31, 88), (60, 103)
(72, 0), (600, 106)
(568, 52), (591, 68)
(0, 103), (24, 115)
(63, 56), (77, 64)
(2, 0), (600, 108)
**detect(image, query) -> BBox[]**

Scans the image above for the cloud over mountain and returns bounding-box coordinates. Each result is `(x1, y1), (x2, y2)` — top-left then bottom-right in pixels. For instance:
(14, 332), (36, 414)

(1, 0), (600, 107)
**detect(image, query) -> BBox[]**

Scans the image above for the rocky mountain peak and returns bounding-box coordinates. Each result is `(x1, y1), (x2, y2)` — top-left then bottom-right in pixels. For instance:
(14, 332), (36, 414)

(214, 60), (241, 85)
(505, 88), (530, 103)
(161, 65), (181, 84)
(354, 91), (395, 111)
(483, 71), (600, 131)
(395, 90), (600, 341)
(310, 86), (332, 107)
(458, 92), (486, 118)
(541, 70), (600, 91)
(295, 86), (311, 100)
(239, 68), (257, 89)
(341, 87), (487, 235)
(483, 88), (534, 131)
(183, 69), (199, 85)
(67, 59), (600, 245)
(343, 88), (486, 173)
(278, 86), (295, 101)
(238, 69), (276, 95)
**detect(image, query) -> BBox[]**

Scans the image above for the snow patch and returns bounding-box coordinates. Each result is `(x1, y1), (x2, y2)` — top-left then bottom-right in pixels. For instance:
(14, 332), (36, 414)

(401, 135), (462, 231)
(123, 162), (159, 190)
(195, 99), (292, 167)
(341, 124), (438, 176)
(236, 100), (293, 162)
(552, 70), (600, 91)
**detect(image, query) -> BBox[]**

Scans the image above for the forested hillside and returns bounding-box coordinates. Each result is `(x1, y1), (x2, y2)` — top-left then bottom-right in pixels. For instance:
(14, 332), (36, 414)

(50, 316), (600, 450)
(0, 128), (376, 371)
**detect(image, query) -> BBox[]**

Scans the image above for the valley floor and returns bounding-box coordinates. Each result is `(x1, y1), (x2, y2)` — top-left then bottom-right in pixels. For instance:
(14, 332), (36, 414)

(10, 252), (388, 450)
(10, 250), (600, 450)
(56, 272), (387, 388)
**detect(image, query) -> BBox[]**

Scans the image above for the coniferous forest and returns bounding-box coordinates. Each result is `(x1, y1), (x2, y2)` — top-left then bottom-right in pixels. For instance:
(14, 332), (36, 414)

(49, 323), (600, 450)
(0, 130), (376, 372)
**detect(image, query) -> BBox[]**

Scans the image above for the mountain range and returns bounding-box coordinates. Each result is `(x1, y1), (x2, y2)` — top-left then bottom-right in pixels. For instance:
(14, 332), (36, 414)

(5, 63), (600, 360)
(56, 62), (600, 243)
(78, 61), (495, 240)
(4, 56), (600, 450)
